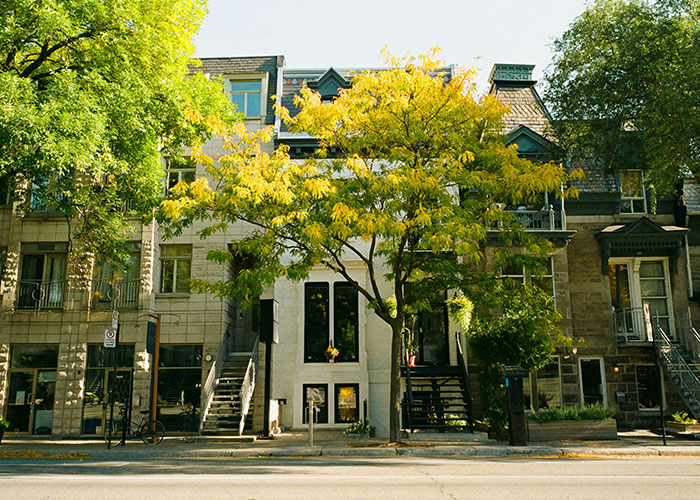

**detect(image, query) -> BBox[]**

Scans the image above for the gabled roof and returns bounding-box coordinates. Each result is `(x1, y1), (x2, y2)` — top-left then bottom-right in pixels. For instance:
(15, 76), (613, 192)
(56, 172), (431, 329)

(307, 68), (351, 97)
(505, 124), (557, 157)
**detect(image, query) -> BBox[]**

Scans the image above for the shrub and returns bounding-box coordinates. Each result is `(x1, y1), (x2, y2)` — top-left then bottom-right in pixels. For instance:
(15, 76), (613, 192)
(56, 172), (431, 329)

(344, 419), (370, 435)
(528, 404), (616, 423)
(671, 411), (698, 424)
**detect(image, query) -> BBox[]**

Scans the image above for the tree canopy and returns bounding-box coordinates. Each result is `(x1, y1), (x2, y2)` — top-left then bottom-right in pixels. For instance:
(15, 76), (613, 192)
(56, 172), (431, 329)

(161, 49), (577, 441)
(545, 0), (700, 190)
(0, 0), (237, 263)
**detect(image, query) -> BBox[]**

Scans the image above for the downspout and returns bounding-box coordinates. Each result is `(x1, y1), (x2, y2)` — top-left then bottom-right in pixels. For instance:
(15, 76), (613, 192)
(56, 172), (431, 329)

(685, 234), (693, 299)
(274, 56), (284, 137)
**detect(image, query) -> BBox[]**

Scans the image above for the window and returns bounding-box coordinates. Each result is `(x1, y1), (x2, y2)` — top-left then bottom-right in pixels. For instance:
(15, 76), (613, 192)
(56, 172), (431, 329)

(304, 282), (359, 363)
(302, 384), (328, 424)
(160, 245), (191, 294)
(93, 243), (141, 309)
(165, 156), (196, 194)
(335, 384), (359, 423)
(0, 247), (7, 283)
(636, 365), (661, 410)
(82, 345), (135, 434)
(28, 175), (70, 212)
(18, 243), (67, 309)
(157, 345), (202, 432)
(619, 169), (646, 214)
(522, 357), (562, 411)
(230, 80), (262, 118)
(501, 257), (555, 298)
(609, 258), (672, 340)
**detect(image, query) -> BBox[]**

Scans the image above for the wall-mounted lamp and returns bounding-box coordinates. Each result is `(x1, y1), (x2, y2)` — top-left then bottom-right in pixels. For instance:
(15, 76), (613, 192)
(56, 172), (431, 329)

(613, 363), (620, 373)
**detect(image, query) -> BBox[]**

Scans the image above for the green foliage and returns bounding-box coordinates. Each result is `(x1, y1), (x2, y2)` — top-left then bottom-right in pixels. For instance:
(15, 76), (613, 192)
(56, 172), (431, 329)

(545, 0), (700, 190)
(0, 0), (237, 264)
(0, 419), (9, 429)
(160, 49), (577, 441)
(344, 419), (371, 435)
(671, 411), (699, 424)
(447, 295), (474, 332)
(528, 404), (616, 423)
(478, 365), (509, 434)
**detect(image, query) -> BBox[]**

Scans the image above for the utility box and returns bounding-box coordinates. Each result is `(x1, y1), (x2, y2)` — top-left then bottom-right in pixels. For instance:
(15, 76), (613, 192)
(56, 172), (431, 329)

(503, 365), (528, 446)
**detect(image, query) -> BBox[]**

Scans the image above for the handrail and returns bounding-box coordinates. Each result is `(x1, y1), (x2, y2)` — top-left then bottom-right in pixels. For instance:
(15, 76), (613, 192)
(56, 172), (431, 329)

(238, 336), (259, 436)
(455, 332), (474, 432)
(199, 327), (229, 432)
(656, 326), (700, 420)
(675, 307), (700, 361)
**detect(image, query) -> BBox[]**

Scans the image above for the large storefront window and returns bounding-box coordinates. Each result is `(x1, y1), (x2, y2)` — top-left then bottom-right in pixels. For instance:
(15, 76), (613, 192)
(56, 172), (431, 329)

(82, 344), (134, 434)
(6, 345), (58, 434)
(522, 357), (562, 411)
(157, 345), (202, 432)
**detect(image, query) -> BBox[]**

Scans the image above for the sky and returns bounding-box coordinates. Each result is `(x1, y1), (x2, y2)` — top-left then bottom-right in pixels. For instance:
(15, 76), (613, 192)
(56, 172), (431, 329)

(194, 0), (591, 88)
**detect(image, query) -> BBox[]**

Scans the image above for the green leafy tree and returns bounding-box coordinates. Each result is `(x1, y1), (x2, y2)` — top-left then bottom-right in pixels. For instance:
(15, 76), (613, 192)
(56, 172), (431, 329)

(161, 49), (577, 442)
(545, 0), (700, 190)
(0, 0), (237, 263)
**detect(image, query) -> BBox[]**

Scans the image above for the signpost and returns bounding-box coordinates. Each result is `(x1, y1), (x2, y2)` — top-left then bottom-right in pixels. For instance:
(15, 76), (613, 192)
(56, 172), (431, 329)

(104, 328), (117, 348)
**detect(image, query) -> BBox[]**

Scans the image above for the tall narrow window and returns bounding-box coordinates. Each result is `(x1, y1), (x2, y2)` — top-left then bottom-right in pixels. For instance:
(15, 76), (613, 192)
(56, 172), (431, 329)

(335, 384), (359, 423)
(302, 384), (328, 424)
(18, 243), (67, 309)
(334, 283), (358, 362)
(230, 80), (262, 118)
(305, 283), (329, 362)
(160, 245), (191, 294)
(619, 169), (646, 214)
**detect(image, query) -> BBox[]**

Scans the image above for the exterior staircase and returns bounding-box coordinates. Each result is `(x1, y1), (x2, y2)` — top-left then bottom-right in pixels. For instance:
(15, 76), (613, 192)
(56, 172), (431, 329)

(656, 326), (700, 421)
(200, 353), (255, 435)
(402, 333), (474, 433)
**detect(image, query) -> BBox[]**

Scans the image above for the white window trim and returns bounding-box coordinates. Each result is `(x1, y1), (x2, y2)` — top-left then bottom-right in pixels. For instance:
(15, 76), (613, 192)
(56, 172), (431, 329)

(619, 169), (647, 215)
(159, 245), (192, 295)
(500, 257), (556, 307)
(609, 257), (675, 338)
(578, 356), (608, 407)
(226, 73), (269, 120)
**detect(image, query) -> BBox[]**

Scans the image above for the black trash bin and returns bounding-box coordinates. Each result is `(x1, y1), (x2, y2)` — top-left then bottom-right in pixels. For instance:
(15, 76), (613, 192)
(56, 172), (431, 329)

(503, 365), (528, 446)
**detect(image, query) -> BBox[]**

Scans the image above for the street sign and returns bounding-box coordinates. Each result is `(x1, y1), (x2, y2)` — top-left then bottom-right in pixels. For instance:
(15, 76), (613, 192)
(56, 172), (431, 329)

(111, 311), (119, 329)
(643, 303), (653, 341)
(104, 328), (117, 348)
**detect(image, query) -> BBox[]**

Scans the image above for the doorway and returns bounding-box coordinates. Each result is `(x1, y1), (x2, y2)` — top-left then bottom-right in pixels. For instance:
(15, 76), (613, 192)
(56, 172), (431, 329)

(417, 300), (449, 365)
(579, 357), (607, 406)
(5, 345), (58, 434)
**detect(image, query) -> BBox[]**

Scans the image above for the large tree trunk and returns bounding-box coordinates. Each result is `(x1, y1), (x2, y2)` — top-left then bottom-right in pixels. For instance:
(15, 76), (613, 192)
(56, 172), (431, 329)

(388, 318), (403, 443)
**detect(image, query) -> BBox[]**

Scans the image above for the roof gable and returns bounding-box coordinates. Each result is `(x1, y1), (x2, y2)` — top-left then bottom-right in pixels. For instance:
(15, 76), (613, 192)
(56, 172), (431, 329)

(506, 125), (554, 155)
(307, 68), (351, 98)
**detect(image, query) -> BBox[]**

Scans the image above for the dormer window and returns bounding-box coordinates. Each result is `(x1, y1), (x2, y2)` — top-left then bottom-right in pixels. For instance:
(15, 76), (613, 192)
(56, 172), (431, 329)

(230, 80), (262, 118)
(619, 169), (646, 214)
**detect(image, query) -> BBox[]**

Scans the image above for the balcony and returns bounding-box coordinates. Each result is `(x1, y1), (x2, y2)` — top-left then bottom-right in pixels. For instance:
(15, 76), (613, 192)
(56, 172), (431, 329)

(91, 279), (142, 310)
(506, 207), (565, 231)
(16, 280), (67, 310)
(613, 307), (674, 346)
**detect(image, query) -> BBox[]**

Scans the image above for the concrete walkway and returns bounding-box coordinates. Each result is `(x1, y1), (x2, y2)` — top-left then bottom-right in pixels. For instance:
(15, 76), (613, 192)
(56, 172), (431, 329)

(0, 430), (698, 460)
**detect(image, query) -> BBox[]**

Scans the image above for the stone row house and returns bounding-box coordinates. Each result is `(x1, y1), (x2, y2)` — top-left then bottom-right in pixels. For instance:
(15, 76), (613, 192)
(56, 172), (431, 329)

(0, 56), (698, 438)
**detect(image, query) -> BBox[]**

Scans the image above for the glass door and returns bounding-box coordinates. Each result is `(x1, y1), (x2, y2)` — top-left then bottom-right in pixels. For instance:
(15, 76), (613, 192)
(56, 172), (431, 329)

(6, 371), (34, 432)
(418, 304), (449, 365)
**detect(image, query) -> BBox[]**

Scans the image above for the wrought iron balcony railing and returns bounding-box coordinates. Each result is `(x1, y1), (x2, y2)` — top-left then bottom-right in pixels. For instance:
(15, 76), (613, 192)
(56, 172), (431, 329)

(91, 279), (141, 310)
(16, 280), (67, 310)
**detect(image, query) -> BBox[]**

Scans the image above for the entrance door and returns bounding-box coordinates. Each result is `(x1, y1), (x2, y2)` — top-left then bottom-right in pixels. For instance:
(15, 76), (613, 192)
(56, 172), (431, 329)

(579, 358), (607, 406)
(6, 345), (58, 434)
(418, 304), (449, 365)
(6, 369), (56, 434)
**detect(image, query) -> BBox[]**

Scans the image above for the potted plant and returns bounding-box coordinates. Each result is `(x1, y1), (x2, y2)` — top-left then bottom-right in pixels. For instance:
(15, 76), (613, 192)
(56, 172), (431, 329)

(667, 411), (700, 433)
(323, 344), (339, 363)
(0, 419), (9, 444)
(344, 419), (371, 438)
(527, 404), (618, 441)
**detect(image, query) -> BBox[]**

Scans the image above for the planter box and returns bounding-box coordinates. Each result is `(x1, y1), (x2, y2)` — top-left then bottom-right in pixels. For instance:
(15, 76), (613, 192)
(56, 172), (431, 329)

(346, 433), (370, 439)
(666, 421), (700, 433)
(527, 419), (618, 441)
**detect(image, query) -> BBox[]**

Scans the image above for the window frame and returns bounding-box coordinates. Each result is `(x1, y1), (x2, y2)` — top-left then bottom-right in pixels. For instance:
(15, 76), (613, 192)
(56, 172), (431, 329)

(619, 169), (646, 214)
(159, 244), (192, 295)
(303, 281), (360, 364)
(334, 383), (360, 423)
(302, 383), (329, 424)
(228, 78), (264, 118)
(500, 257), (555, 302)
(164, 156), (196, 195)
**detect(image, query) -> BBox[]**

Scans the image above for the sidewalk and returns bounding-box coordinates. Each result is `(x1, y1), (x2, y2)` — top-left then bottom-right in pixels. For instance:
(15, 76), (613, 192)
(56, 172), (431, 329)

(1, 430), (699, 460)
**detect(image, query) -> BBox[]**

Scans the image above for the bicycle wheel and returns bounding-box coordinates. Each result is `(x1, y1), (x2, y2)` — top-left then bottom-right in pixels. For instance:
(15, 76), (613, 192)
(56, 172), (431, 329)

(139, 419), (165, 445)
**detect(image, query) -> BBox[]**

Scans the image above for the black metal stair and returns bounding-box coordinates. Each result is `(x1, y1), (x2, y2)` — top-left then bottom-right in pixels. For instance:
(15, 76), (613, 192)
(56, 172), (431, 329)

(401, 334), (474, 433)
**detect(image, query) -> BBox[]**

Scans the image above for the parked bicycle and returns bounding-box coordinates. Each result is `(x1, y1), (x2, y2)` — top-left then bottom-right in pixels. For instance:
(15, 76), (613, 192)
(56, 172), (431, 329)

(104, 405), (165, 445)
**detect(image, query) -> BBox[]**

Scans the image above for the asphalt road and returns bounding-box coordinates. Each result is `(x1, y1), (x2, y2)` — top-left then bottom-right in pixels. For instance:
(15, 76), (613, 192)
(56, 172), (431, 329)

(1, 456), (700, 500)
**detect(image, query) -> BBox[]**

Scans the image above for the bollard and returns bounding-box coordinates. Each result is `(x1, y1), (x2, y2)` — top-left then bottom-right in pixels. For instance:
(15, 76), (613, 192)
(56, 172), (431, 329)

(308, 399), (315, 447)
